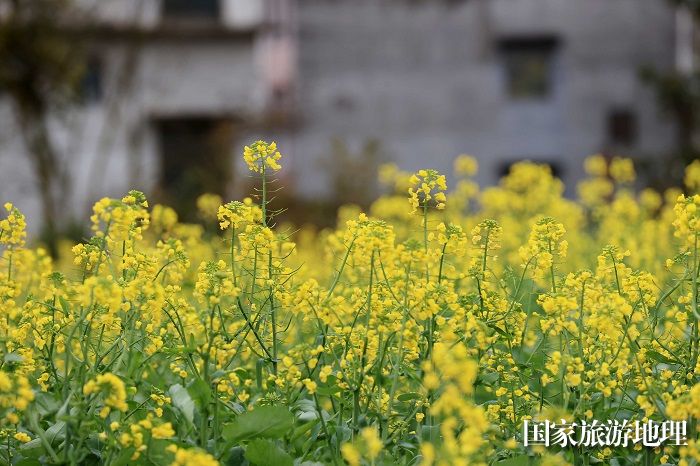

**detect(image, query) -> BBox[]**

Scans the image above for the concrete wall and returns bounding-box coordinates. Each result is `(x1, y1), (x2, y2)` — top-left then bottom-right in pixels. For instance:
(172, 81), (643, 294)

(76, 0), (265, 29)
(288, 0), (677, 196)
(0, 0), (680, 232)
(0, 1), (268, 232)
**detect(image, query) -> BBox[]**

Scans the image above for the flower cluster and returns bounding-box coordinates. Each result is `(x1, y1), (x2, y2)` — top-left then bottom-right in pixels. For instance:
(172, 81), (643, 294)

(217, 199), (262, 230)
(243, 140), (282, 173)
(0, 144), (699, 466)
(83, 372), (129, 418)
(673, 194), (700, 251)
(0, 202), (26, 248)
(519, 216), (568, 285)
(408, 169), (447, 213)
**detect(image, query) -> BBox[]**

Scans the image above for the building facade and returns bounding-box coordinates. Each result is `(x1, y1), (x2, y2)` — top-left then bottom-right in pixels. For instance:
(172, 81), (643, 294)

(290, 0), (678, 199)
(0, 0), (682, 231)
(0, 0), (296, 227)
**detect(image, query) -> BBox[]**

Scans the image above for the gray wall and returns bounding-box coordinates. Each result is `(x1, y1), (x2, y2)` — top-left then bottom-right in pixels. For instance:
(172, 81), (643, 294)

(0, 5), (269, 231)
(288, 0), (677, 196)
(0, 0), (680, 232)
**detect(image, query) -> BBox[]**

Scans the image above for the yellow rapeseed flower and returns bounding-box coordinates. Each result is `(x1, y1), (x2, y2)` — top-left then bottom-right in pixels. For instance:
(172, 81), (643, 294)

(243, 140), (282, 173)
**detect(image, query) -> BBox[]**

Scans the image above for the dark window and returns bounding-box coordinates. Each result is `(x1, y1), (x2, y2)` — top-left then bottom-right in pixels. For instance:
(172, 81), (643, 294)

(156, 117), (233, 220)
(607, 108), (637, 145)
(80, 56), (102, 104)
(162, 0), (220, 20)
(498, 37), (558, 99)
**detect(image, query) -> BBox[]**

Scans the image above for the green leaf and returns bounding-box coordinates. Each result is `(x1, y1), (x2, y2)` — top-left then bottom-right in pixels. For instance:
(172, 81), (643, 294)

(126, 350), (143, 377)
(478, 372), (500, 385)
(290, 419), (318, 442)
(398, 441), (417, 450)
(45, 421), (66, 444)
(33, 392), (60, 416)
(4, 352), (23, 364)
(297, 411), (318, 422)
(188, 378), (212, 409)
(498, 455), (534, 466)
(19, 438), (45, 459)
(397, 392), (422, 402)
(223, 446), (247, 466)
(335, 424), (351, 443)
(646, 350), (679, 365)
(169, 384), (195, 424)
(15, 460), (42, 466)
(110, 447), (137, 466)
(59, 296), (70, 315)
(245, 439), (293, 466)
(314, 384), (341, 396)
(420, 424), (440, 442)
(293, 399), (316, 414)
(222, 406), (294, 442)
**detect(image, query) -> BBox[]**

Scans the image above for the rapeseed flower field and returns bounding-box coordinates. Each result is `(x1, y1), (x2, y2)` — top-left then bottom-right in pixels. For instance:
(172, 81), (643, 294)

(1, 141), (700, 465)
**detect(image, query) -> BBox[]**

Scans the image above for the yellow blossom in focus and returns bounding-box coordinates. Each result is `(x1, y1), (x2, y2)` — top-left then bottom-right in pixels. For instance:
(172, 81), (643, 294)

(83, 373), (129, 417)
(0, 203), (26, 248)
(243, 140), (282, 173)
(408, 169), (447, 213)
(13, 432), (30, 443)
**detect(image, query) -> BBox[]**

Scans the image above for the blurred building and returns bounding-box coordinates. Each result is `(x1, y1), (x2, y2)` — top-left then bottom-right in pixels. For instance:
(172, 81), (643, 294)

(0, 0), (685, 230)
(290, 0), (679, 199)
(0, 0), (297, 226)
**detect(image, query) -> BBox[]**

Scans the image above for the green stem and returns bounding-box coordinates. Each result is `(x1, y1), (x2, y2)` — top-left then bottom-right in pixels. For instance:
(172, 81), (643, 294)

(270, 250), (278, 376)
